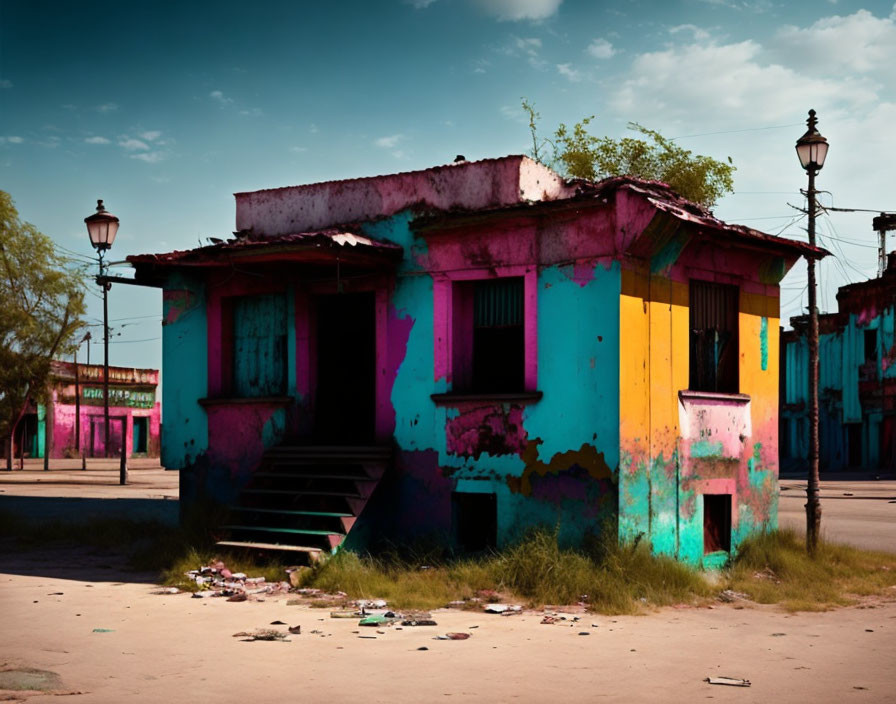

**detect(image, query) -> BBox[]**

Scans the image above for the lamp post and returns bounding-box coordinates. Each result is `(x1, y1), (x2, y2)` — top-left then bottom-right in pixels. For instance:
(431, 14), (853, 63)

(795, 109), (829, 555)
(84, 200), (119, 465)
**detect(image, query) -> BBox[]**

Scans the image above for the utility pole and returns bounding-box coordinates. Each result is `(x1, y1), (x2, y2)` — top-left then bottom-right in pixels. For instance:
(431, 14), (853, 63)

(872, 214), (896, 278)
(795, 109), (829, 555)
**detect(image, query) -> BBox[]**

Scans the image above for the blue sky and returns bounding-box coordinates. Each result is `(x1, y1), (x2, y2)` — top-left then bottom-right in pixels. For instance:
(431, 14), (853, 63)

(2, 0), (895, 374)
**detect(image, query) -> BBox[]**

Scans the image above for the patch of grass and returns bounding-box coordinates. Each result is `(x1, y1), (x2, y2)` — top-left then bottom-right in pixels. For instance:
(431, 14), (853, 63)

(302, 528), (715, 614)
(726, 529), (896, 611)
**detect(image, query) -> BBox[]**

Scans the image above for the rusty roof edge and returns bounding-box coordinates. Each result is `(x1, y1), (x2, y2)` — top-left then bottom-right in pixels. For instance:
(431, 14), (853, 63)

(127, 229), (403, 266)
(644, 196), (830, 260)
(231, 154), (533, 198)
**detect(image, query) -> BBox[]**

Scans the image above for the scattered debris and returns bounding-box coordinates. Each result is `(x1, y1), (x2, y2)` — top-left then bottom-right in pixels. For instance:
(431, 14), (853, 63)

(226, 593), (248, 603)
(288, 625), (302, 635)
(92, 628), (114, 633)
(434, 632), (471, 640)
(718, 590), (750, 603)
(705, 677), (751, 687)
(232, 629), (289, 642)
(541, 616), (558, 624)
(270, 620), (286, 625)
(153, 587), (180, 595)
(484, 604), (522, 614)
(401, 619), (438, 626)
(330, 610), (359, 619)
(578, 632), (590, 636)
(417, 646), (429, 651)
(771, 633), (786, 637)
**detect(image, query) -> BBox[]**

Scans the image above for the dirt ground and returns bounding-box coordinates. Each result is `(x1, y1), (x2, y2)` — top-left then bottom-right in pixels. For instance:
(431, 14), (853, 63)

(1, 464), (895, 702)
(0, 550), (894, 703)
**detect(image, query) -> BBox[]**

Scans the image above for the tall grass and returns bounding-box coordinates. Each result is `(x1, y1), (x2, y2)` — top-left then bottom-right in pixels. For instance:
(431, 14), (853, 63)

(302, 528), (715, 614)
(4, 509), (895, 614)
(726, 528), (896, 611)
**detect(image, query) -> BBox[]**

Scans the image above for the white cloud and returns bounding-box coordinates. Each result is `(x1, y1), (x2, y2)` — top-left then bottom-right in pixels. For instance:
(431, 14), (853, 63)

(375, 134), (405, 149)
(502, 36), (547, 69)
(609, 38), (877, 123)
(239, 107), (263, 117)
(586, 38), (616, 59)
(85, 136), (111, 144)
(500, 104), (527, 124)
(289, 146), (307, 153)
(6, 136), (24, 144)
(130, 151), (166, 163)
(119, 137), (150, 151)
(0, 79), (12, 89)
(556, 63), (582, 82)
(472, 0), (562, 21)
(209, 90), (233, 105)
(140, 130), (162, 141)
(310, 124), (319, 134)
(406, 0), (437, 7)
(96, 103), (118, 112)
(768, 9), (896, 82)
(668, 24), (710, 41)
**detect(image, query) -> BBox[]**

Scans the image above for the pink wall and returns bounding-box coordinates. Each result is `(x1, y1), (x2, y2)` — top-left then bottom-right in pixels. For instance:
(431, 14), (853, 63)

(234, 156), (574, 237)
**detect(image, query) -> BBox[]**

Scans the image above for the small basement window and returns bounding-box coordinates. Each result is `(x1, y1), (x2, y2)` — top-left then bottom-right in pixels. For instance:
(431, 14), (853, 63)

(703, 494), (732, 554)
(690, 280), (739, 393)
(453, 492), (497, 553)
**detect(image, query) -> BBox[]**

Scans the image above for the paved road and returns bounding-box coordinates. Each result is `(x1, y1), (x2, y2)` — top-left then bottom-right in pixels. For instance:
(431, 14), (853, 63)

(3, 462), (894, 553)
(778, 479), (896, 553)
(0, 458), (179, 524)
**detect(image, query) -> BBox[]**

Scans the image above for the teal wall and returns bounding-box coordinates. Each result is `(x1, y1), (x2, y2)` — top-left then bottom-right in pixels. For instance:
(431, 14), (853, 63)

(783, 305), (895, 470)
(160, 273), (208, 470)
(361, 212), (621, 548)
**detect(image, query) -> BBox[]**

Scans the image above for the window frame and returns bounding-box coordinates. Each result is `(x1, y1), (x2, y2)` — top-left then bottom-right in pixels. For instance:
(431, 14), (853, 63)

(688, 279), (740, 394)
(433, 266), (538, 398)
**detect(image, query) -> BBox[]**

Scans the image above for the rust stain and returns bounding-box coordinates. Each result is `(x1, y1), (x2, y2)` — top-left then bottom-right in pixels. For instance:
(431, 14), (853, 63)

(508, 438), (614, 495)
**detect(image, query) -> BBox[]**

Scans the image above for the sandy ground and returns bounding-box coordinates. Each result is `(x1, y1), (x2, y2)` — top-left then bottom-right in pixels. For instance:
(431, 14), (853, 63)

(0, 550), (895, 704)
(2, 465), (895, 702)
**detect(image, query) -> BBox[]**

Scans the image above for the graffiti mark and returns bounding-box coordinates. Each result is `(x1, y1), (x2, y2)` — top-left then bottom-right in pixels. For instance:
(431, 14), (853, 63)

(163, 289), (198, 326)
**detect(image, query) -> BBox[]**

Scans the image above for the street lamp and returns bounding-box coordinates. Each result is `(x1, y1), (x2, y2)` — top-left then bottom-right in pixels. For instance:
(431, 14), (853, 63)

(84, 200), (119, 466)
(795, 109), (828, 555)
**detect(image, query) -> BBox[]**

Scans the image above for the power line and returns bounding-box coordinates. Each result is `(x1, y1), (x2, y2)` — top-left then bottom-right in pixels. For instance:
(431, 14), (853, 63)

(671, 122), (804, 141)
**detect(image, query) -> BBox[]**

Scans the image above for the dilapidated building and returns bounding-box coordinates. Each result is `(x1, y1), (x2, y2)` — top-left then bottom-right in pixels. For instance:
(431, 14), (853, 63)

(11, 361), (160, 461)
(130, 156), (821, 566)
(781, 252), (896, 472)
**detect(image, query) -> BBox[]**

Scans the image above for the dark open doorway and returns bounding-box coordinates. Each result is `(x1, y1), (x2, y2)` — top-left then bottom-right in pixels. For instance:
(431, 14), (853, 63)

(133, 416), (149, 454)
(314, 292), (376, 444)
(703, 494), (732, 554)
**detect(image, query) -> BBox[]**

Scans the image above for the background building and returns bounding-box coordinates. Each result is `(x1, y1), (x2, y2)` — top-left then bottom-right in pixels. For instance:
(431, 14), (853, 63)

(13, 361), (160, 460)
(781, 252), (896, 473)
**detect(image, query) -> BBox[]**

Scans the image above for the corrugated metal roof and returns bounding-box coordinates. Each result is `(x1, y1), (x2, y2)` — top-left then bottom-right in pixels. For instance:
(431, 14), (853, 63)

(128, 228), (402, 267)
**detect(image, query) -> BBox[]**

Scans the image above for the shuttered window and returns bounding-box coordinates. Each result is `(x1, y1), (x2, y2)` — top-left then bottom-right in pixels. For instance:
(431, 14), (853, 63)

(232, 294), (287, 397)
(689, 280), (739, 393)
(452, 277), (525, 393)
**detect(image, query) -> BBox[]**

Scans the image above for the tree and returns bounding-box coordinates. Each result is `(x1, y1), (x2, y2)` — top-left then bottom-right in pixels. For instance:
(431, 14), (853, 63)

(0, 191), (85, 469)
(522, 100), (735, 208)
